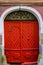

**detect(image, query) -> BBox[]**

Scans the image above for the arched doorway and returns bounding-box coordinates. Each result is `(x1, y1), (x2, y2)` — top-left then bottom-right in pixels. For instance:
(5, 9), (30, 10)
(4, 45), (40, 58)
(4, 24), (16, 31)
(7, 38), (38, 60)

(1, 6), (42, 64)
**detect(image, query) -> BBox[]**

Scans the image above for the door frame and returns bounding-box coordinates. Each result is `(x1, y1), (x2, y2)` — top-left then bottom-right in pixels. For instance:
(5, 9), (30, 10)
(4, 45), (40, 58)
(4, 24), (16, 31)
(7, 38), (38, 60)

(0, 6), (42, 55)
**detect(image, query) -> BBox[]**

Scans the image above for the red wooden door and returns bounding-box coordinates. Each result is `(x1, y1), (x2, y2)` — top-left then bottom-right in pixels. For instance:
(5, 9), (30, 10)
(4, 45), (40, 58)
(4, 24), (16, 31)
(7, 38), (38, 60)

(21, 21), (39, 62)
(4, 20), (39, 63)
(4, 21), (21, 62)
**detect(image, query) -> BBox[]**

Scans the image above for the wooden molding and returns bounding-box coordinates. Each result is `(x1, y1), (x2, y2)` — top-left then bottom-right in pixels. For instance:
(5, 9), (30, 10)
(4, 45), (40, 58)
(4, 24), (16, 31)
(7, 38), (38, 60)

(0, 0), (43, 4)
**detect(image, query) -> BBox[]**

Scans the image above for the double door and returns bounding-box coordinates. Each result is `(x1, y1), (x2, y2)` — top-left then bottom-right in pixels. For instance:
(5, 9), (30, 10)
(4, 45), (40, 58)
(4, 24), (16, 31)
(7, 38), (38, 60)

(4, 20), (39, 63)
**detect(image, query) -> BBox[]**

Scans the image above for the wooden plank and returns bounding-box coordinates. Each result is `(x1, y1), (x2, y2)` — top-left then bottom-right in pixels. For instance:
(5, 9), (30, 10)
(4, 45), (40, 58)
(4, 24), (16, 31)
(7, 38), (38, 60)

(0, 0), (43, 4)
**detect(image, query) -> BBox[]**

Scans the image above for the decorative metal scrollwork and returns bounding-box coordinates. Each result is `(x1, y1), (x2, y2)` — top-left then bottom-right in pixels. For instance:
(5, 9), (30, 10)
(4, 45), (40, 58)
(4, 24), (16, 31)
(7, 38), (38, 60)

(5, 10), (37, 20)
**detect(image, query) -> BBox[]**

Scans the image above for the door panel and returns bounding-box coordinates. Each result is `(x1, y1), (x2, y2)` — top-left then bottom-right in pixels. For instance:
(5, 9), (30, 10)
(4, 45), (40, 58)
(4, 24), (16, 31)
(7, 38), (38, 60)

(21, 21), (34, 50)
(34, 22), (39, 48)
(5, 50), (21, 63)
(4, 21), (21, 50)
(4, 20), (21, 62)
(21, 20), (39, 62)
(21, 50), (39, 62)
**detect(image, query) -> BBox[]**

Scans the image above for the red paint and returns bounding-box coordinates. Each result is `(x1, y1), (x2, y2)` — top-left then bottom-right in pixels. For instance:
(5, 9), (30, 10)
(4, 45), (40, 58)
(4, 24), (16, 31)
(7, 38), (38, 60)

(4, 20), (39, 63)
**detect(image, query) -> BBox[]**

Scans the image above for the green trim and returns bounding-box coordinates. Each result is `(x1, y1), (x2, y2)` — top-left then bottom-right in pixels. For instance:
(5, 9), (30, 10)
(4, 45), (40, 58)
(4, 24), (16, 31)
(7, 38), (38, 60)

(5, 10), (37, 20)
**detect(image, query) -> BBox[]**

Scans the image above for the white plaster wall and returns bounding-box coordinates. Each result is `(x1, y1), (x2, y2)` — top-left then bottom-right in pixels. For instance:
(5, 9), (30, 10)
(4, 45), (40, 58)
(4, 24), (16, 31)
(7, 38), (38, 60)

(41, 20), (43, 33)
(0, 17), (3, 35)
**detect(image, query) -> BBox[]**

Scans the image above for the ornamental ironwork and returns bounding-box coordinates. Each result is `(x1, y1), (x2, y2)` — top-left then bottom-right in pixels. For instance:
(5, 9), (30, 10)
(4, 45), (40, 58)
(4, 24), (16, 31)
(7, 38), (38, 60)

(5, 10), (37, 20)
